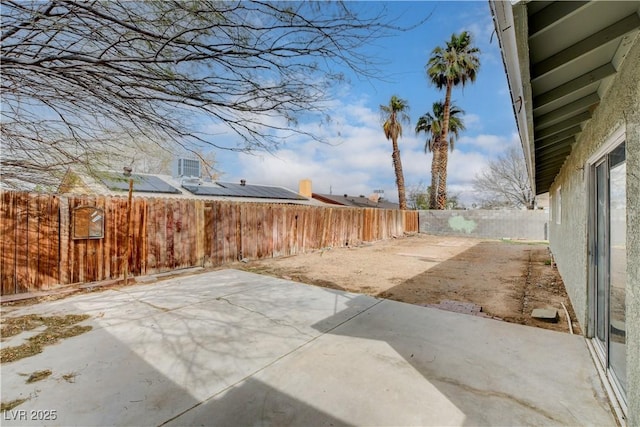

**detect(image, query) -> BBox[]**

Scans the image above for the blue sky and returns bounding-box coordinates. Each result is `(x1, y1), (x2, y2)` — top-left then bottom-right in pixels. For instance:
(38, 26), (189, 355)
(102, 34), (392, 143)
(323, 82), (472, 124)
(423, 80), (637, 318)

(211, 1), (519, 206)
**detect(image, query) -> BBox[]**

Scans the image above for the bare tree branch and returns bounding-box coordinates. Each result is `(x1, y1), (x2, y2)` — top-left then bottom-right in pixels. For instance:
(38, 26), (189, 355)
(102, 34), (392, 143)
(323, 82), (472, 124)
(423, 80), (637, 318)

(473, 146), (535, 209)
(1, 1), (422, 189)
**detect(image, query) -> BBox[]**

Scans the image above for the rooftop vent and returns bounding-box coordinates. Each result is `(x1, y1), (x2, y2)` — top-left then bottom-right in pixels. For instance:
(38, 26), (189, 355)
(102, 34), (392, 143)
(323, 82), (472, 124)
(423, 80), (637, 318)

(240, 179), (246, 186)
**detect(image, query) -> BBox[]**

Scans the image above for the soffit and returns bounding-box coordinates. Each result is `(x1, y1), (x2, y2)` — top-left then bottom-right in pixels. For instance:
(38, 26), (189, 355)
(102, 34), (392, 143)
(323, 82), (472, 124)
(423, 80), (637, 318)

(523, 0), (639, 194)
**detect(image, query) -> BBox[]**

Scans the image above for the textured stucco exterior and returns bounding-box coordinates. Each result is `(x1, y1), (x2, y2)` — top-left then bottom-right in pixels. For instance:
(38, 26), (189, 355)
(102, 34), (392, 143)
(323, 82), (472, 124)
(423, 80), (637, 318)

(419, 210), (549, 240)
(548, 37), (639, 424)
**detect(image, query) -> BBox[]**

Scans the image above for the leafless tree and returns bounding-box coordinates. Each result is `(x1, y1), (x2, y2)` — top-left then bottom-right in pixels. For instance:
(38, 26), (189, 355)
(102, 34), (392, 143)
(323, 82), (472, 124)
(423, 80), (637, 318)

(1, 1), (419, 189)
(473, 145), (535, 209)
(407, 182), (430, 210)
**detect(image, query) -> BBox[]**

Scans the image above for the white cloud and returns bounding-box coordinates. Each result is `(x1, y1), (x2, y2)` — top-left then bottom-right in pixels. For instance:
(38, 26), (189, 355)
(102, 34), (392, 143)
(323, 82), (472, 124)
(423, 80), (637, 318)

(228, 98), (516, 208)
(457, 132), (520, 155)
(462, 113), (482, 130)
(231, 100), (423, 198)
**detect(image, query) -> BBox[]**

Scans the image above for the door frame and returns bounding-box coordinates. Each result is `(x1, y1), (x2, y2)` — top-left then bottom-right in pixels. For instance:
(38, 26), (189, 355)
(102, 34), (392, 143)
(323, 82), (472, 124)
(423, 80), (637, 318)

(589, 158), (609, 363)
(586, 125), (627, 411)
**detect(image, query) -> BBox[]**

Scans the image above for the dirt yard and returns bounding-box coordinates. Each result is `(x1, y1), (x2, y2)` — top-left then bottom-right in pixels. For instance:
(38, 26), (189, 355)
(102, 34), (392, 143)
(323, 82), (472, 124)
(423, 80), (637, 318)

(238, 234), (581, 334)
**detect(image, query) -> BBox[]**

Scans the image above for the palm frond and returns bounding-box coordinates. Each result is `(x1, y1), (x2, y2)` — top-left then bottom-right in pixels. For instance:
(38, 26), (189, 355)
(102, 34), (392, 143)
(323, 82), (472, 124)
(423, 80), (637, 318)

(416, 100), (465, 153)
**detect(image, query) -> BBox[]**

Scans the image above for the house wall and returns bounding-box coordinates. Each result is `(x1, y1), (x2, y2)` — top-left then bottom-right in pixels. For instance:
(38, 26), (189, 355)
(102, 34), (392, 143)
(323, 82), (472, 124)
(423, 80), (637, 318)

(419, 210), (549, 240)
(548, 38), (639, 424)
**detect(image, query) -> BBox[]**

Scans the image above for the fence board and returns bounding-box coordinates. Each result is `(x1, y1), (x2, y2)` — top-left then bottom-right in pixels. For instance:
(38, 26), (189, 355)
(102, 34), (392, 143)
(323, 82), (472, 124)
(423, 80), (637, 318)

(185, 199), (196, 267)
(26, 195), (40, 290)
(1, 192), (16, 294)
(177, 199), (188, 269)
(105, 197), (118, 279)
(195, 200), (205, 267)
(155, 198), (168, 272)
(13, 194), (28, 293)
(133, 198), (146, 275)
(38, 195), (55, 289)
(94, 196), (105, 282)
(211, 203), (221, 265)
(300, 208), (309, 252)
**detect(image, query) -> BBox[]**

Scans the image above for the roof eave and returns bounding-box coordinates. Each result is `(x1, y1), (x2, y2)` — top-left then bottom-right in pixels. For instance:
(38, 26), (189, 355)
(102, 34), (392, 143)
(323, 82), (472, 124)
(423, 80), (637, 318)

(490, 0), (537, 195)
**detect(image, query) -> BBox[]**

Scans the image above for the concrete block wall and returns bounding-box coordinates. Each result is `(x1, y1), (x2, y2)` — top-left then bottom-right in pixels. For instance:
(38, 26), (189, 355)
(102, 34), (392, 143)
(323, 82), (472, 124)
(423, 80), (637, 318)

(418, 210), (549, 240)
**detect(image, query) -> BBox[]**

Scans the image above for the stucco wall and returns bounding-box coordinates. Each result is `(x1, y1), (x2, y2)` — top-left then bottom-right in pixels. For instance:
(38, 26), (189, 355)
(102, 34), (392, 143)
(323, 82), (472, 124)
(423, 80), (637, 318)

(548, 37), (639, 424)
(419, 210), (549, 240)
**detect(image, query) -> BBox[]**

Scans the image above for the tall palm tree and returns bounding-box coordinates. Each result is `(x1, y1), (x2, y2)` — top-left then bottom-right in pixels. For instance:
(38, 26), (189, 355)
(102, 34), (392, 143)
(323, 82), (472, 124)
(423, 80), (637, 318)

(381, 95), (410, 210)
(415, 101), (465, 209)
(427, 31), (480, 209)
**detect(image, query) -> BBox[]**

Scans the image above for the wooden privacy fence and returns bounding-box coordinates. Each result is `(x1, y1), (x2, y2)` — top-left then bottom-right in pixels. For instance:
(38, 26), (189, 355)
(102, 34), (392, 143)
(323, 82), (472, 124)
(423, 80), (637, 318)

(1, 191), (419, 296)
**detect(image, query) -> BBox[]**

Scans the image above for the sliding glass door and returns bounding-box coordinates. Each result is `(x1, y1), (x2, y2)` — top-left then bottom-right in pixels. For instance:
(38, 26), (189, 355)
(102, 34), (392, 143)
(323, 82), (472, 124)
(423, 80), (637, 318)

(592, 142), (626, 401)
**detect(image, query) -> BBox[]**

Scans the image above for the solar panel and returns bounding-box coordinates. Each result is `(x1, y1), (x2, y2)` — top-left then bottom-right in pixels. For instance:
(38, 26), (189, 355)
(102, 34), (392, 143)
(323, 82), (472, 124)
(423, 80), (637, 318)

(100, 173), (181, 194)
(222, 182), (307, 200)
(182, 185), (229, 196)
(182, 182), (306, 200)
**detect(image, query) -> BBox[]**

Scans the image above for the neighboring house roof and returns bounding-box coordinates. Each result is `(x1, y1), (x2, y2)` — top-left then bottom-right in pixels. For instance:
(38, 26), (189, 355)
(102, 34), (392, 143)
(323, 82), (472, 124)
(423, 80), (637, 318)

(312, 193), (399, 210)
(58, 169), (324, 205)
(490, 1), (639, 194)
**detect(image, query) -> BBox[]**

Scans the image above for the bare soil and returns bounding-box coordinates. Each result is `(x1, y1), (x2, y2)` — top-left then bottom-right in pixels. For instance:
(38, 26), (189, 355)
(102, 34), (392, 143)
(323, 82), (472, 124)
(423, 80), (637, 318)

(238, 234), (581, 334)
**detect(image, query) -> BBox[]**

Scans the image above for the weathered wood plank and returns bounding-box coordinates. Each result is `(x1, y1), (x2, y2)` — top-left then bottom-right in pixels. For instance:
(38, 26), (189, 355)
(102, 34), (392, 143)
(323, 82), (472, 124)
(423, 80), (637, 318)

(1, 192), (17, 294)
(184, 198), (194, 267)
(233, 203), (242, 262)
(189, 199), (198, 266)
(212, 202), (222, 265)
(14, 194), (30, 293)
(26, 195), (40, 291)
(117, 196), (130, 279)
(245, 205), (255, 259)
(132, 198), (145, 276)
(105, 197), (117, 279)
(165, 200), (176, 270)
(195, 200), (205, 267)
(83, 197), (100, 283)
(154, 198), (168, 273)
(222, 202), (233, 264)
(37, 194), (58, 289)
(180, 199), (191, 268)
(202, 202), (213, 267)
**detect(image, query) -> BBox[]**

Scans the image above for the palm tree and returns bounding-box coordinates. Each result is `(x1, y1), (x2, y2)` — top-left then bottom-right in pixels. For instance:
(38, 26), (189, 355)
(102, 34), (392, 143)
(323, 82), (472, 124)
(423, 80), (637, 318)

(380, 95), (410, 210)
(415, 101), (465, 209)
(427, 31), (480, 209)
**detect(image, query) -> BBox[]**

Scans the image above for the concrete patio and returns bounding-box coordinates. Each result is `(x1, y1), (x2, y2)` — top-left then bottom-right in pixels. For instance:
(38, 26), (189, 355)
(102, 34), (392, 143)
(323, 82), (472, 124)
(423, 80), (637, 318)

(1, 270), (615, 426)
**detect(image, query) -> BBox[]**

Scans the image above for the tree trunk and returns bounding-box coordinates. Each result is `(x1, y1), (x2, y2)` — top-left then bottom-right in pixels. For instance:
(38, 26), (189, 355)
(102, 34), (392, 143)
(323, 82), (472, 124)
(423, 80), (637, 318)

(429, 139), (441, 210)
(436, 142), (448, 209)
(436, 82), (453, 210)
(391, 136), (407, 210)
